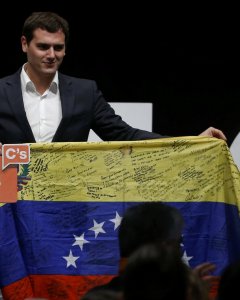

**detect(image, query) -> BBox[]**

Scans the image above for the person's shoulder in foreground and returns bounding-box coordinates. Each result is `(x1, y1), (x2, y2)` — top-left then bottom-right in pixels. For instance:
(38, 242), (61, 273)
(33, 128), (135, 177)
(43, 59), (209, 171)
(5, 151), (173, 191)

(216, 259), (240, 300)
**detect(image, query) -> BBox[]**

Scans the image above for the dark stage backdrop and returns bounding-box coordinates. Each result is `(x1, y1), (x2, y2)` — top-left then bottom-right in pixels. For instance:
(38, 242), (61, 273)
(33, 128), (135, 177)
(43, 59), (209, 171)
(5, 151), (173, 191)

(1, 5), (239, 146)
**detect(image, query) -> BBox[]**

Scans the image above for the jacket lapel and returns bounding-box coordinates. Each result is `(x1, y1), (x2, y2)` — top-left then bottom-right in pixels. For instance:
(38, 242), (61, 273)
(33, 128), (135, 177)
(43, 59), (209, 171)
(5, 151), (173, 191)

(5, 71), (36, 142)
(52, 73), (75, 142)
(5, 71), (76, 143)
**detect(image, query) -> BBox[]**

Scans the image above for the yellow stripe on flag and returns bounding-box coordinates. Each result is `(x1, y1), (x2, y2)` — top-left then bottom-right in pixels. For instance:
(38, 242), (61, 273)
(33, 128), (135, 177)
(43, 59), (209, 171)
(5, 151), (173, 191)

(17, 137), (240, 209)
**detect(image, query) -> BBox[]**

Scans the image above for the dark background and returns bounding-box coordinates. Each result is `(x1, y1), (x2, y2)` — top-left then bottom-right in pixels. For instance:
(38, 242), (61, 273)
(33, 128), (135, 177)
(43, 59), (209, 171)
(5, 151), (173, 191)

(1, 4), (239, 146)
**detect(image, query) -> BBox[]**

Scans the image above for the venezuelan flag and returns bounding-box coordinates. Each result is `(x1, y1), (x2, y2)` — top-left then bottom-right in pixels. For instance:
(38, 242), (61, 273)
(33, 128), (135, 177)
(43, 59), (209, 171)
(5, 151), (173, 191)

(1, 137), (240, 300)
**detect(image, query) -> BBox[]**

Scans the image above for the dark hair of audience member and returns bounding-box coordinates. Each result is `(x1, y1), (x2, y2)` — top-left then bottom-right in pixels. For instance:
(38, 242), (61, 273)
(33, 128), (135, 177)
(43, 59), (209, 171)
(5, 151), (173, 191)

(123, 242), (209, 300)
(118, 202), (184, 258)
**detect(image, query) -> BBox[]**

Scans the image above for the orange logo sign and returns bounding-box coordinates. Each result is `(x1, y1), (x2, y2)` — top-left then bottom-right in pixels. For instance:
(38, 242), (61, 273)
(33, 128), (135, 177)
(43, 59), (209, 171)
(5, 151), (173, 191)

(0, 144), (30, 203)
(2, 144), (30, 170)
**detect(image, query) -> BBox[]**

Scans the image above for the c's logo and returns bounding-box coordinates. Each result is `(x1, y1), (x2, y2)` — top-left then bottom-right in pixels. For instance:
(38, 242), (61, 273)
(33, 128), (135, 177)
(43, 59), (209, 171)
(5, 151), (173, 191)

(2, 144), (30, 170)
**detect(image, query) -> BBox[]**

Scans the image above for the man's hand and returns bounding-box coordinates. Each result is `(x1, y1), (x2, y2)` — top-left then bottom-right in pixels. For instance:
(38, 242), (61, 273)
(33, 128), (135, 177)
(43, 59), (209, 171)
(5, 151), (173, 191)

(199, 127), (227, 141)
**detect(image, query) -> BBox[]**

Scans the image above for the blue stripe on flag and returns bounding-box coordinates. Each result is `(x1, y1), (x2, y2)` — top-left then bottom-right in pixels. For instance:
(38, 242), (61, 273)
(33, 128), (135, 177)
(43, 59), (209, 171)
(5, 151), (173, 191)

(1, 200), (240, 287)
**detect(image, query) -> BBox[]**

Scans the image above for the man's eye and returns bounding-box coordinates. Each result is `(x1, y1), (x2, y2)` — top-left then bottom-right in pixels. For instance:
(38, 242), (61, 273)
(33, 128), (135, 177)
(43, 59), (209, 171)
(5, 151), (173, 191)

(54, 45), (64, 51)
(37, 44), (64, 51)
(38, 44), (49, 50)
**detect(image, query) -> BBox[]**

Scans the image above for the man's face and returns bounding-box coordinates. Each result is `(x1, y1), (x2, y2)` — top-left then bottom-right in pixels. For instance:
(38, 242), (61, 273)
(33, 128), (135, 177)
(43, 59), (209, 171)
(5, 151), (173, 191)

(21, 28), (66, 76)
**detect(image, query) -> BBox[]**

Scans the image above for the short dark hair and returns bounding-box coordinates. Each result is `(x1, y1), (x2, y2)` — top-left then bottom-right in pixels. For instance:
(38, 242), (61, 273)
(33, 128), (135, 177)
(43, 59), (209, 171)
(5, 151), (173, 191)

(123, 242), (189, 300)
(22, 11), (69, 45)
(118, 202), (184, 257)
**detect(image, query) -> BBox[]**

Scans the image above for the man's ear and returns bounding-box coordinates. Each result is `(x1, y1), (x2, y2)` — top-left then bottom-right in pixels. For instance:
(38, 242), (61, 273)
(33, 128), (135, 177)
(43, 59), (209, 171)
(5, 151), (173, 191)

(21, 36), (28, 53)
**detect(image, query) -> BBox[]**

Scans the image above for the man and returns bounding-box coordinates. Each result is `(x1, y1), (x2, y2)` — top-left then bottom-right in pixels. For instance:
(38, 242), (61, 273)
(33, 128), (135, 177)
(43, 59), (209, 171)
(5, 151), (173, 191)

(0, 12), (226, 144)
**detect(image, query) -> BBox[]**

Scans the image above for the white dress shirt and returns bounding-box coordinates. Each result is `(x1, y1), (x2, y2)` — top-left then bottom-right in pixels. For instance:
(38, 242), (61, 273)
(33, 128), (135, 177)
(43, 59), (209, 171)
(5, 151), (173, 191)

(21, 65), (62, 142)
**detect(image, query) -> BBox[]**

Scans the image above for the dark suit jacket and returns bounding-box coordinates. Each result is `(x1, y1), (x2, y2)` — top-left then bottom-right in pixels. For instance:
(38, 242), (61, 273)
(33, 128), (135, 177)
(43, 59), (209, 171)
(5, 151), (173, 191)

(0, 69), (164, 144)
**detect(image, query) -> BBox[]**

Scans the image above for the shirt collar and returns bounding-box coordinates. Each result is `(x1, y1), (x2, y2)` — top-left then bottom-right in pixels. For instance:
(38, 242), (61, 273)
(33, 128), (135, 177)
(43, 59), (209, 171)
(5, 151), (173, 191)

(20, 63), (59, 94)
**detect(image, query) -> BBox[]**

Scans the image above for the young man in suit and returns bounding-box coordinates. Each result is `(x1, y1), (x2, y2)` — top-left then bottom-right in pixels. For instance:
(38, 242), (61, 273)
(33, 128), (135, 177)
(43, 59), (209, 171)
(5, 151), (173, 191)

(0, 11), (226, 144)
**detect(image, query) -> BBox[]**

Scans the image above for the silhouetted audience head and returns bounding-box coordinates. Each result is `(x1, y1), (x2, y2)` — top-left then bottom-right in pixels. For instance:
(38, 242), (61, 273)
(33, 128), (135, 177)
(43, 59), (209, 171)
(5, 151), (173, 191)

(118, 202), (184, 258)
(83, 202), (213, 299)
(217, 260), (240, 300)
(123, 242), (209, 300)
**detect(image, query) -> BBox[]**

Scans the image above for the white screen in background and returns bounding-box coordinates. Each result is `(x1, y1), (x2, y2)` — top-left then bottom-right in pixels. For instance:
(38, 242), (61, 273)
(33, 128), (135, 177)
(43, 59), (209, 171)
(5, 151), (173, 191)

(230, 132), (240, 170)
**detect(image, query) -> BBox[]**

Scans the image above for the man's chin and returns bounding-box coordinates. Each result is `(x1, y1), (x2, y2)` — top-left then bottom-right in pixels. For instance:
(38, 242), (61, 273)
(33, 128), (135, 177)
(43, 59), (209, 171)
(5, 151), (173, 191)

(43, 68), (57, 76)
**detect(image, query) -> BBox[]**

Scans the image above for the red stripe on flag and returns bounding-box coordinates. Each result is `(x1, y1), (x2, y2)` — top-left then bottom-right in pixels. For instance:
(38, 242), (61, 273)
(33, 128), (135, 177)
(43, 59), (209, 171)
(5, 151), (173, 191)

(208, 276), (220, 300)
(30, 274), (115, 300)
(2, 274), (115, 300)
(2, 276), (33, 300)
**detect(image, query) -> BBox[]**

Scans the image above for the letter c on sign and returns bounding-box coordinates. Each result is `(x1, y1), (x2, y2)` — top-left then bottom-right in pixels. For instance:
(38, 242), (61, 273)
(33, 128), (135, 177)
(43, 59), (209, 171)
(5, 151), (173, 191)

(6, 148), (16, 159)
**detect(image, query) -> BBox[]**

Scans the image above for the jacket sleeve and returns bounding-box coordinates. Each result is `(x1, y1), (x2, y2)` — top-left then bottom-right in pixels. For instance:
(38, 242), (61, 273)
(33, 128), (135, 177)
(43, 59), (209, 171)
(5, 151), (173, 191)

(91, 81), (168, 141)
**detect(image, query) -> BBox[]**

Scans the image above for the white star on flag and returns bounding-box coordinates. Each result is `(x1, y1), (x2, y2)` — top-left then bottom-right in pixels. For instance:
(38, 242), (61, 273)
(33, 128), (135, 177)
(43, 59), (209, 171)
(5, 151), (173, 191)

(110, 211), (122, 230)
(182, 250), (193, 266)
(89, 219), (106, 238)
(63, 250), (79, 268)
(72, 233), (90, 251)
(180, 234), (184, 247)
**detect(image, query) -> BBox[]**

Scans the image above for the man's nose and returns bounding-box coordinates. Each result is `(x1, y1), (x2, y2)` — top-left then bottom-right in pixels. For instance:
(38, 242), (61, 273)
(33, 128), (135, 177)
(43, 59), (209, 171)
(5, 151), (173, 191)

(46, 47), (55, 57)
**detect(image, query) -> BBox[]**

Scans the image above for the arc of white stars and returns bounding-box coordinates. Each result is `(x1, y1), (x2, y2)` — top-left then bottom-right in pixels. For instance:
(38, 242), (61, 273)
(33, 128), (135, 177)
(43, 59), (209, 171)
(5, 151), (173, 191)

(89, 219), (106, 238)
(110, 211), (122, 230)
(72, 233), (89, 251)
(62, 250), (79, 268)
(182, 250), (193, 266)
